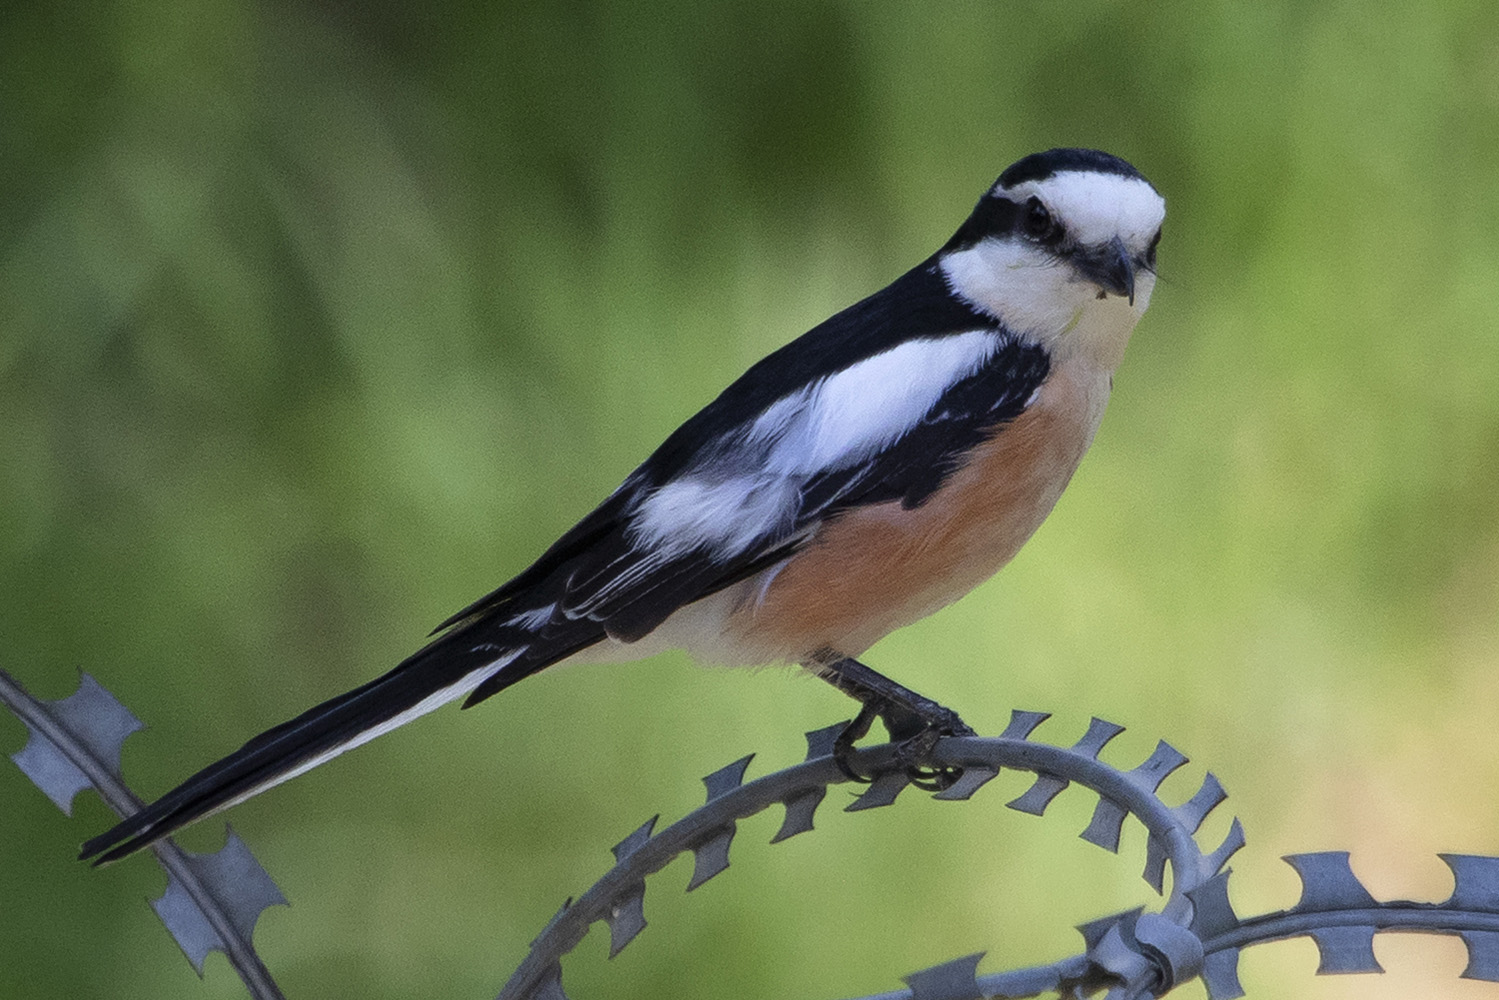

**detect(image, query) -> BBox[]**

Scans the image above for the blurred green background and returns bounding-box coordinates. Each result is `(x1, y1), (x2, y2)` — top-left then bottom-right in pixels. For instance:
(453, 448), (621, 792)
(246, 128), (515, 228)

(4, 1), (1499, 997)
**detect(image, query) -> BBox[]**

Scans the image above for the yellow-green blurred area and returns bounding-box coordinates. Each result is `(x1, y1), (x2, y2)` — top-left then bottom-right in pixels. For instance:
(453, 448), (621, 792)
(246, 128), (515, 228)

(3, 0), (1499, 997)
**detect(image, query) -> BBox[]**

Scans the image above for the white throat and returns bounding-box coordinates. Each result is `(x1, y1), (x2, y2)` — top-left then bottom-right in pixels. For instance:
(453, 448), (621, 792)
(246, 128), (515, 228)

(939, 240), (1156, 372)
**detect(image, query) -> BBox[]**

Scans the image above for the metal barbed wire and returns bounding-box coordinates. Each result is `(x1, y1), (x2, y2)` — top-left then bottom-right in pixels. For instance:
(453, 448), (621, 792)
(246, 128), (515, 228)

(497, 713), (1499, 1000)
(5, 667), (1499, 1000)
(0, 669), (288, 1000)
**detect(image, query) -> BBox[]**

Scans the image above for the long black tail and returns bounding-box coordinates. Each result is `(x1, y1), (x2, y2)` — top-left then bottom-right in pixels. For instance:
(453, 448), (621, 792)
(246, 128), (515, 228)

(79, 616), (601, 865)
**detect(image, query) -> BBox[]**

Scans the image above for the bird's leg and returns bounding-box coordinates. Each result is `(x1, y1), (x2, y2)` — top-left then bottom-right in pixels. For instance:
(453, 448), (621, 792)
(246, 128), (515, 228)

(808, 655), (974, 790)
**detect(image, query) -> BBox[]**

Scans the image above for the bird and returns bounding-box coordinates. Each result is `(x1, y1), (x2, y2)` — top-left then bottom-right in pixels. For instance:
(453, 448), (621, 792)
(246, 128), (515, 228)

(81, 147), (1165, 864)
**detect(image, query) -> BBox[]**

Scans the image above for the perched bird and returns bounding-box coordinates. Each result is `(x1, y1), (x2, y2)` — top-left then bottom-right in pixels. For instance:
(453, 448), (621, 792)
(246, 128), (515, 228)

(82, 147), (1165, 864)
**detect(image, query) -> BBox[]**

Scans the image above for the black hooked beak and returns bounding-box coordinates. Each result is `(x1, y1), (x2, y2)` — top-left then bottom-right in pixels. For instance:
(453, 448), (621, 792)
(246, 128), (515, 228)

(1079, 235), (1137, 305)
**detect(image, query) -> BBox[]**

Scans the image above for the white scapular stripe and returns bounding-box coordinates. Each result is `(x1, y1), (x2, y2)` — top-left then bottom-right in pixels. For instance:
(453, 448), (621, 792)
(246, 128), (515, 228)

(769, 330), (999, 474)
(629, 330), (1000, 558)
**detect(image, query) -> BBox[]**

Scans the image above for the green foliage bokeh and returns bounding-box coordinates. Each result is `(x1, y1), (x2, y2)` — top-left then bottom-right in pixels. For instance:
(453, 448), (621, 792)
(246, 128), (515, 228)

(3, 2), (1499, 997)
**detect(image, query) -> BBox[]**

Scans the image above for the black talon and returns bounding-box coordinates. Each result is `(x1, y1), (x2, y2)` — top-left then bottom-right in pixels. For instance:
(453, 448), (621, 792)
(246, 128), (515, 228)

(894, 721), (972, 791)
(906, 767), (961, 792)
(833, 699), (880, 783)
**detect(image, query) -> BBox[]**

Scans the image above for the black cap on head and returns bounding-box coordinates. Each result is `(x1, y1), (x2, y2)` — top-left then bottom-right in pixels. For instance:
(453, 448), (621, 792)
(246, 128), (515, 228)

(940, 148), (1158, 255)
(998, 148), (1149, 189)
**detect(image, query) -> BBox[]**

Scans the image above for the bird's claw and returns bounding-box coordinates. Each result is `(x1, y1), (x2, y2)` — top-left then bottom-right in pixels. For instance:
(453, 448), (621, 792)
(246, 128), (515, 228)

(894, 712), (975, 791)
(831, 701), (974, 789)
(832, 699), (882, 784)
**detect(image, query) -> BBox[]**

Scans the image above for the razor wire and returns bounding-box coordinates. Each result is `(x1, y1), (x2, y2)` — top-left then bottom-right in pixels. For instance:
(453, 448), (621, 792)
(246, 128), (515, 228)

(5, 668), (1499, 1000)
(496, 712), (1499, 1000)
(0, 668), (288, 999)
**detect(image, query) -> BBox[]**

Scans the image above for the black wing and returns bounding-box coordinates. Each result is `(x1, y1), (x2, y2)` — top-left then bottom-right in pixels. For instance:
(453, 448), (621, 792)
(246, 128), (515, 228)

(451, 327), (1049, 704)
(435, 255), (997, 630)
(797, 333), (1050, 513)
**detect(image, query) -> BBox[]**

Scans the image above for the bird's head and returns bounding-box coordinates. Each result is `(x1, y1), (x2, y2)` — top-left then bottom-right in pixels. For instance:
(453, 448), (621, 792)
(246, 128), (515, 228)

(939, 148), (1165, 368)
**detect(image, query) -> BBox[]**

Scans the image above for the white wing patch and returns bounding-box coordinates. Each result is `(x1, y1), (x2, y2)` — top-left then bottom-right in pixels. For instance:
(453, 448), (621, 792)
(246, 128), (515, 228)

(628, 330), (1001, 559)
(627, 474), (799, 559)
(768, 330), (1001, 475)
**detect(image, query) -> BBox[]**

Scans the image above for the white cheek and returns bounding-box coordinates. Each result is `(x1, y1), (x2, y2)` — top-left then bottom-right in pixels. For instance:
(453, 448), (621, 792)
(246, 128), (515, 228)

(941, 240), (1156, 371)
(940, 241), (1090, 337)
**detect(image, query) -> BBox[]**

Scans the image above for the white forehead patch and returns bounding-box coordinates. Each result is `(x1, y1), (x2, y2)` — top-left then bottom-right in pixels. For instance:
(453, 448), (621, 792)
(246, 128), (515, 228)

(999, 171), (1164, 250)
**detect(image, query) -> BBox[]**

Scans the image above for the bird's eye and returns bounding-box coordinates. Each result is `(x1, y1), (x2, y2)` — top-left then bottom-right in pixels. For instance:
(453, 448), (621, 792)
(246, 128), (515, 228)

(1022, 197), (1058, 242)
(1145, 227), (1162, 269)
